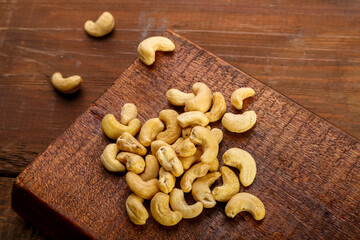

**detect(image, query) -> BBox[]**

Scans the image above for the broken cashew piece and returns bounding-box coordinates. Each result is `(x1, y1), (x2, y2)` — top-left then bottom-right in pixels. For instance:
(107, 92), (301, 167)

(139, 118), (165, 147)
(158, 167), (176, 194)
(225, 192), (265, 220)
(166, 89), (195, 106)
(140, 155), (159, 181)
(126, 194), (149, 225)
(231, 87), (255, 110)
(192, 172), (221, 208)
(101, 114), (141, 140)
(51, 72), (82, 94)
(120, 103), (138, 125)
(184, 82), (213, 112)
(212, 166), (240, 202)
(222, 148), (256, 187)
(170, 188), (203, 219)
(150, 192), (182, 226)
(222, 111), (257, 133)
(205, 92), (226, 122)
(175, 137), (197, 157)
(137, 36), (175, 65)
(125, 171), (159, 199)
(84, 12), (114, 37)
(156, 146), (184, 177)
(190, 126), (219, 165)
(116, 152), (145, 174)
(180, 163), (210, 193)
(177, 111), (210, 128)
(156, 109), (182, 144)
(100, 143), (125, 172)
(150, 140), (169, 156)
(116, 132), (147, 156)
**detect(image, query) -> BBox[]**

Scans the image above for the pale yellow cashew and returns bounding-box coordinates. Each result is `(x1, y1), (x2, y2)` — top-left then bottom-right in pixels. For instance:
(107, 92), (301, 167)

(225, 192), (265, 220)
(120, 103), (138, 125)
(158, 167), (176, 194)
(192, 172), (221, 208)
(150, 192), (182, 226)
(175, 137), (197, 157)
(101, 114), (141, 140)
(166, 89), (195, 106)
(140, 155), (159, 181)
(182, 127), (192, 138)
(190, 126), (218, 164)
(231, 87), (255, 110)
(170, 188), (203, 219)
(139, 118), (165, 147)
(126, 194), (149, 225)
(208, 158), (219, 172)
(116, 152), (145, 174)
(84, 12), (115, 37)
(125, 171), (159, 199)
(156, 109), (182, 144)
(116, 132), (147, 156)
(177, 111), (210, 128)
(156, 146), (184, 177)
(100, 143), (125, 172)
(51, 72), (82, 94)
(211, 128), (223, 144)
(171, 137), (184, 152)
(150, 140), (169, 156)
(222, 111), (257, 133)
(137, 36), (175, 65)
(205, 92), (226, 122)
(212, 166), (240, 202)
(179, 148), (202, 170)
(222, 148), (256, 187)
(184, 82), (213, 112)
(180, 163), (210, 193)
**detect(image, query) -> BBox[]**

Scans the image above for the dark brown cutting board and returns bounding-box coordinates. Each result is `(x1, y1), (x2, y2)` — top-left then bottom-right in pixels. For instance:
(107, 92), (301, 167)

(11, 30), (360, 240)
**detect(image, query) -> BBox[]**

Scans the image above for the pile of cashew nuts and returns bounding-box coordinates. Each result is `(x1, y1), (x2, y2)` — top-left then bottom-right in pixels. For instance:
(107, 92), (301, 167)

(100, 81), (265, 226)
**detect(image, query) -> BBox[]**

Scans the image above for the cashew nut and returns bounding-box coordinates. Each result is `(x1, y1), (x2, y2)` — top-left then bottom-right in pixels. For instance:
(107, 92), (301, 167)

(84, 12), (115, 37)
(158, 167), (176, 194)
(225, 192), (265, 220)
(222, 111), (257, 133)
(192, 172), (221, 208)
(116, 152), (145, 174)
(150, 192), (182, 226)
(190, 126), (218, 164)
(139, 118), (165, 147)
(170, 188), (203, 219)
(175, 137), (197, 157)
(116, 132), (147, 156)
(126, 194), (149, 225)
(211, 128), (223, 144)
(177, 111), (210, 128)
(120, 103), (138, 125)
(231, 87), (255, 110)
(184, 82), (213, 112)
(182, 127), (193, 138)
(156, 109), (182, 144)
(150, 140), (169, 156)
(51, 72), (82, 94)
(166, 89), (195, 106)
(140, 155), (159, 181)
(101, 114), (141, 140)
(156, 146), (184, 177)
(212, 166), (240, 202)
(125, 171), (159, 199)
(179, 148), (202, 170)
(208, 158), (219, 173)
(171, 137), (184, 151)
(100, 143), (125, 172)
(180, 163), (210, 193)
(137, 36), (175, 65)
(222, 148), (256, 187)
(205, 92), (226, 122)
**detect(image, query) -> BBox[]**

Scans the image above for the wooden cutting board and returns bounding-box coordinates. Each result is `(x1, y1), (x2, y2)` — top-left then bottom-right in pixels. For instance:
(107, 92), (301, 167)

(11, 30), (360, 240)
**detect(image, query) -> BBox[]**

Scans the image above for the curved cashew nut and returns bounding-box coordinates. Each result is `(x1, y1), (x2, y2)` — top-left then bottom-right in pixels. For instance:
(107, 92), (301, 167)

(84, 12), (115, 37)
(184, 82), (213, 112)
(231, 87), (255, 110)
(140, 155), (159, 181)
(205, 92), (226, 122)
(222, 111), (257, 133)
(177, 111), (210, 128)
(222, 148), (256, 187)
(116, 132), (147, 156)
(170, 188), (203, 219)
(156, 109), (182, 144)
(126, 194), (149, 225)
(175, 137), (197, 157)
(120, 103), (138, 125)
(139, 118), (165, 147)
(190, 126), (218, 164)
(116, 152), (145, 174)
(180, 148), (202, 170)
(208, 158), (219, 172)
(137, 36), (175, 65)
(156, 146), (184, 177)
(212, 166), (240, 202)
(158, 167), (176, 194)
(125, 171), (159, 199)
(171, 137), (184, 151)
(211, 128), (223, 144)
(100, 143), (125, 172)
(192, 172), (221, 208)
(150, 192), (182, 226)
(150, 140), (169, 156)
(166, 89), (195, 106)
(180, 163), (210, 193)
(101, 114), (141, 140)
(51, 72), (82, 94)
(182, 127), (192, 138)
(225, 192), (265, 220)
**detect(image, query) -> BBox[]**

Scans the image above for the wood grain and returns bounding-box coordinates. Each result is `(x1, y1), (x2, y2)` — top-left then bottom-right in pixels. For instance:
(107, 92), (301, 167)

(11, 30), (360, 239)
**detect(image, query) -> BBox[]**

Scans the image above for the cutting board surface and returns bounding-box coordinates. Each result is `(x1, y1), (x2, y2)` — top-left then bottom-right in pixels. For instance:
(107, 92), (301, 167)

(12, 30), (360, 239)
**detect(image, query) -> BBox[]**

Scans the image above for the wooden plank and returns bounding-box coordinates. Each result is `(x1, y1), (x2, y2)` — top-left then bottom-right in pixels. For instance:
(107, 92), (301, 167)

(12, 30), (360, 239)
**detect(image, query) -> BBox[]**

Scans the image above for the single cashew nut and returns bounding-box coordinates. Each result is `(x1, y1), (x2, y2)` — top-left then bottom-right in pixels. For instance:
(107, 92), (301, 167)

(166, 89), (195, 106)
(184, 82), (213, 112)
(222, 111), (257, 133)
(231, 87), (255, 110)
(137, 36), (175, 65)
(126, 194), (149, 225)
(156, 146), (184, 177)
(158, 167), (176, 194)
(211, 128), (223, 144)
(51, 72), (82, 94)
(205, 92), (226, 122)
(150, 140), (169, 156)
(116, 152), (145, 174)
(171, 137), (184, 151)
(208, 158), (219, 173)
(100, 143), (125, 172)
(222, 148), (256, 187)
(84, 12), (115, 37)
(150, 192), (182, 226)
(116, 132), (147, 156)
(125, 171), (159, 199)
(140, 155), (159, 181)
(192, 172), (221, 208)
(180, 148), (202, 170)
(212, 166), (240, 202)
(139, 118), (165, 147)
(190, 126), (219, 164)
(182, 127), (192, 138)
(175, 137), (197, 157)
(101, 114), (141, 140)
(170, 188), (203, 219)
(156, 109), (182, 144)
(225, 192), (265, 220)
(177, 111), (210, 128)
(180, 163), (210, 193)
(120, 103), (138, 125)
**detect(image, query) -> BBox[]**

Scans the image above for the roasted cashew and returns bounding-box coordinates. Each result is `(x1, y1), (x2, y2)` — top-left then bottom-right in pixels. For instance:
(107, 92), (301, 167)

(225, 192), (265, 220)
(116, 132), (147, 156)
(212, 166), (240, 202)
(84, 12), (114, 37)
(180, 148), (202, 170)
(150, 140), (169, 156)
(208, 158), (219, 172)
(116, 152), (145, 174)
(184, 82), (213, 112)
(222, 148), (256, 187)
(180, 163), (210, 193)
(156, 109), (182, 144)
(158, 167), (176, 194)
(190, 126), (218, 164)
(175, 138), (197, 157)
(139, 118), (165, 147)
(140, 155), (159, 181)
(120, 103), (138, 125)
(171, 137), (184, 151)
(150, 192), (182, 226)
(182, 127), (192, 138)
(166, 89), (195, 106)
(156, 146), (184, 177)
(51, 72), (82, 94)
(125, 171), (159, 199)
(126, 194), (149, 225)
(170, 188), (203, 219)
(137, 36), (175, 65)
(211, 128), (223, 144)
(192, 172), (221, 208)
(177, 111), (209, 128)
(100, 143), (125, 172)
(205, 92), (226, 122)
(222, 111), (257, 133)
(101, 114), (141, 140)
(231, 87), (255, 110)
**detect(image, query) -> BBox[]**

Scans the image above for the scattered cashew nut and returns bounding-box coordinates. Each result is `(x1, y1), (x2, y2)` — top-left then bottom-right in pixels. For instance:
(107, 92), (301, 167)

(156, 109), (182, 144)
(190, 126), (219, 165)
(222, 111), (257, 133)
(205, 92), (226, 122)
(125, 171), (159, 199)
(100, 143), (125, 172)
(211, 128), (223, 144)
(120, 103), (138, 125)
(150, 192), (182, 226)
(84, 12), (115, 37)
(126, 194), (149, 225)
(116, 132), (147, 156)
(156, 146), (184, 177)
(179, 148), (202, 170)
(101, 114), (141, 140)
(180, 163), (210, 193)
(139, 118), (165, 147)
(166, 89), (195, 106)
(192, 172), (221, 208)
(177, 111), (210, 128)
(212, 166), (240, 202)
(150, 140), (169, 156)
(231, 87), (255, 110)
(184, 82), (213, 112)
(140, 155), (159, 181)
(170, 188), (203, 219)
(175, 137), (197, 157)
(225, 192), (265, 220)
(137, 36), (175, 65)
(171, 137), (184, 151)
(51, 72), (82, 94)
(158, 167), (176, 194)
(116, 152), (145, 174)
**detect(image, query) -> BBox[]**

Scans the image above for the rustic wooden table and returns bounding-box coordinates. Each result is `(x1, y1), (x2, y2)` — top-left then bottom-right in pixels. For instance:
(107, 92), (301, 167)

(1, 0), (359, 239)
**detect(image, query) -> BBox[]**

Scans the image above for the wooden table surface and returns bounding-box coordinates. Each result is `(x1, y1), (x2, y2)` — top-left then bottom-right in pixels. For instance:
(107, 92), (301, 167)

(0, 0), (359, 239)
